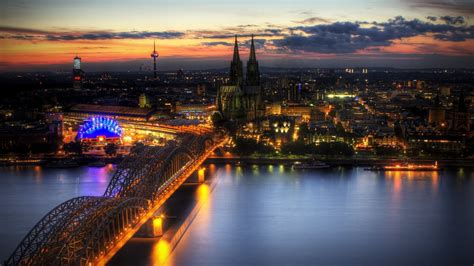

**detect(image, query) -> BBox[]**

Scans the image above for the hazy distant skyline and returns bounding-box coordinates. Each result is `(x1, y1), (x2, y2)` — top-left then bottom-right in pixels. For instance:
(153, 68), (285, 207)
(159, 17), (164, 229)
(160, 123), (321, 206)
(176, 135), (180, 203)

(1, 0), (473, 71)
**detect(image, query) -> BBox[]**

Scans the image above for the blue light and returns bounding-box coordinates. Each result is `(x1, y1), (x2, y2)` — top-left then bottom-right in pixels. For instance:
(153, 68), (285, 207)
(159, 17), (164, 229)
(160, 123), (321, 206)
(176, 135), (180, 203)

(77, 116), (123, 140)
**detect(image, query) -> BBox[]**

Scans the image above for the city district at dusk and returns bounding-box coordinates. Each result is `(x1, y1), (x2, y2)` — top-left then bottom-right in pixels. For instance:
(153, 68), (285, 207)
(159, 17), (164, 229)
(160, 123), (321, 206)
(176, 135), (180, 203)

(0, 0), (473, 265)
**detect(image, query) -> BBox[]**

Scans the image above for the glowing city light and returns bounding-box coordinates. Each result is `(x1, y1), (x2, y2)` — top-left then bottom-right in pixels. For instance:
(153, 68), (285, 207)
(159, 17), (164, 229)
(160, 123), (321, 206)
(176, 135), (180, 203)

(77, 116), (123, 140)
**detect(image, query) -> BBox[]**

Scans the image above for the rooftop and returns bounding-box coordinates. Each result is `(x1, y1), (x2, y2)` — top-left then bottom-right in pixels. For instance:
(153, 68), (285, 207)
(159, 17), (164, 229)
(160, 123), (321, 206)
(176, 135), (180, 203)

(68, 104), (155, 118)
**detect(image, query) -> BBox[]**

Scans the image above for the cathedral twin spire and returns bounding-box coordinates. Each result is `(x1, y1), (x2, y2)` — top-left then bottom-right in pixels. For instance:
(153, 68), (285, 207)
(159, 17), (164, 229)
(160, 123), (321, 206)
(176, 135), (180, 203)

(229, 35), (260, 86)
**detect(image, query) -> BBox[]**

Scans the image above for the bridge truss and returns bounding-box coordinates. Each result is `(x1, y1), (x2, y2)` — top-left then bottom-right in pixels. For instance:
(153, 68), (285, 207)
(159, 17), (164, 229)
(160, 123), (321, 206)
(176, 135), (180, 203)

(6, 133), (220, 266)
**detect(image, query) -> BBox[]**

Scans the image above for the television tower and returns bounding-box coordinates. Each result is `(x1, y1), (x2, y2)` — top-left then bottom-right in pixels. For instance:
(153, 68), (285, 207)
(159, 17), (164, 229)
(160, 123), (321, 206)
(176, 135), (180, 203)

(150, 40), (159, 79)
(72, 55), (84, 89)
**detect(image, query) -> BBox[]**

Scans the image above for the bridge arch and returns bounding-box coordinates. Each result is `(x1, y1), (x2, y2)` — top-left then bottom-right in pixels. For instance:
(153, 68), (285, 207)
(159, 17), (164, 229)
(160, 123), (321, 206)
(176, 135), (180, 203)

(5, 196), (107, 265)
(6, 133), (222, 266)
(56, 197), (149, 265)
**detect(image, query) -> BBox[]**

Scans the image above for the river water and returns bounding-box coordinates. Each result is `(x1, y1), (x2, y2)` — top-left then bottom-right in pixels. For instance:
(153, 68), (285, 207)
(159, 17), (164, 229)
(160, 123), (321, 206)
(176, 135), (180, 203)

(0, 164), (473, 265)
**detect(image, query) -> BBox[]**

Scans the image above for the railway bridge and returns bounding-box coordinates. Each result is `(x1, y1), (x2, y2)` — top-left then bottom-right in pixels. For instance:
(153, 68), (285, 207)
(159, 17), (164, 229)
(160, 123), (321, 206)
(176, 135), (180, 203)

(6, 133), (225, 266)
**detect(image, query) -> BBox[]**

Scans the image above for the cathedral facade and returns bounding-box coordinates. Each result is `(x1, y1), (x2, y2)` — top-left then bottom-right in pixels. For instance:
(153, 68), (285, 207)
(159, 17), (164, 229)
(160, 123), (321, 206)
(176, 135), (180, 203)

(216, 35), (265, 121)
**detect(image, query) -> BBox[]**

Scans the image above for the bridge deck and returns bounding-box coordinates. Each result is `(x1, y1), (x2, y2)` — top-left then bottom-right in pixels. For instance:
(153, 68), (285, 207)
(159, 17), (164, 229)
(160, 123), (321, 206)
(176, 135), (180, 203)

(98, 142), (220, 265)
(5, 134), (226, 266)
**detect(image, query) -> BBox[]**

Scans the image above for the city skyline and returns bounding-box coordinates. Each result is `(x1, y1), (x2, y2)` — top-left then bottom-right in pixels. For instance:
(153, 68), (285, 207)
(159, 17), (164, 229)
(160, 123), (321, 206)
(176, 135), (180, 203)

(1, 0), (474, 71)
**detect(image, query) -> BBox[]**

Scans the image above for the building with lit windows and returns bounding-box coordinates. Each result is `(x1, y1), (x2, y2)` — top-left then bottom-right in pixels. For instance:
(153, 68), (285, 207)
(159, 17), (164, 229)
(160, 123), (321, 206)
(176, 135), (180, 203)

(72, 56), (84, 89)
(175, 103), (215, 121)
(63, 104), (178, 145)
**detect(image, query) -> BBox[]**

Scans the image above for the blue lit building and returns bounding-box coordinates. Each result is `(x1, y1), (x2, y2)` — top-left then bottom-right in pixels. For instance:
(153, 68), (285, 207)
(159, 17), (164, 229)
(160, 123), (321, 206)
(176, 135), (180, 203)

(76, 116), (122, 142)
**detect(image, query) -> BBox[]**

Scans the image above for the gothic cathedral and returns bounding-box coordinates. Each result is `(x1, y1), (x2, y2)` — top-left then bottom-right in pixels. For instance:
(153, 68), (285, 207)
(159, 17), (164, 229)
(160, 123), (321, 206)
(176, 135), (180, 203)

(216, 35), (265, 121)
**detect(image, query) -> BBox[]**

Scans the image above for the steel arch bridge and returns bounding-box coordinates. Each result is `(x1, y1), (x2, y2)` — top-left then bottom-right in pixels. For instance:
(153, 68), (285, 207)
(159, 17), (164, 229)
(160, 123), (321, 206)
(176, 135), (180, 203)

(6, 133), (222, 266)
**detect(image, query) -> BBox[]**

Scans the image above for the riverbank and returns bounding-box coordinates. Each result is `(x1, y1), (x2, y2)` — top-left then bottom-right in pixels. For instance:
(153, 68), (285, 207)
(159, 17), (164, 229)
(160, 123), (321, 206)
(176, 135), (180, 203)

(2, 154), (473, 168)
(206, 156), (474, 168)
(0, 155), (123, 167)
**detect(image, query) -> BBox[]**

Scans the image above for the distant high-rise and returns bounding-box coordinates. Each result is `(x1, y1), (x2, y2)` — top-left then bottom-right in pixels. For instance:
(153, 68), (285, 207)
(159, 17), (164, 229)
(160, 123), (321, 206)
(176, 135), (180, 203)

(428, 95), (445, 127)
(452, 91), (470, 133)
(139, 93), (150, 108)
(72, 55), (84, 89)
(150, 41), (159, 79)
(177, 69), (185, 81)
(287, 83), (301, 103)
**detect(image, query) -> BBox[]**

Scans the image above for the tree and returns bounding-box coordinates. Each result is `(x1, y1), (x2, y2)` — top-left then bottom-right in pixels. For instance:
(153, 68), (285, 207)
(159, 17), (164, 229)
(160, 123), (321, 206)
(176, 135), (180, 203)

(131, 142), (145, 154)
(298, 122), (310, 142)
(233, 137), (259, 156)
(233, 137), (275, 156)
(211, 112), (225, 128)
(313, 142), (354, 157)
(374, 145), (401, 157)
(281, 141), (315, 155)
(104, 143), (118, 157)
(63, 141), (82, 155)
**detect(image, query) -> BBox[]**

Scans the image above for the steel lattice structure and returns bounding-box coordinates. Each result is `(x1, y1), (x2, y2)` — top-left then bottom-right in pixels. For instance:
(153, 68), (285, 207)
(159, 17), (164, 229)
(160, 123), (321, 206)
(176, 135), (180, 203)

(5, 133), (218, 266)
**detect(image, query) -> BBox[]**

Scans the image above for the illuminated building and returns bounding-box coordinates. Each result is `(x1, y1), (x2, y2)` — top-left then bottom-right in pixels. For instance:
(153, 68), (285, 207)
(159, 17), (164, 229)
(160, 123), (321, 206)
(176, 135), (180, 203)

(216, 35), (264, 120)
(150, 41), (159, 79)
(281, 104), (311, 123)
(72, 56), (84, 89)
(287, 83), (301, 103)
(175, 103), (216, 121)
(239, 115), (295, 145)
(77, 116), (122, 142)
(406, 135), (464, 153)
(139, 94), (151, 108)
(326, 93), (356, 99)
(63, 104), (178, 145)
(266, 102), (282, 116)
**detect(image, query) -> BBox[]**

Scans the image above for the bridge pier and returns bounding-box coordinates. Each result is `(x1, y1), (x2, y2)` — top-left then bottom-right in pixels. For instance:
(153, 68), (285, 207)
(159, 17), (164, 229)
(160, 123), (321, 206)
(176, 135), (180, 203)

(140, 215), (164, 237)
(198, 167), (206, 183)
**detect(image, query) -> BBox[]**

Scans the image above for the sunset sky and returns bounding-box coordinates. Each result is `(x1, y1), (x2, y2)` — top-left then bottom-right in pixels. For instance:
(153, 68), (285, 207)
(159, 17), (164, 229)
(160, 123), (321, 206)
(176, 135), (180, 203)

(0, 0), (473, 71)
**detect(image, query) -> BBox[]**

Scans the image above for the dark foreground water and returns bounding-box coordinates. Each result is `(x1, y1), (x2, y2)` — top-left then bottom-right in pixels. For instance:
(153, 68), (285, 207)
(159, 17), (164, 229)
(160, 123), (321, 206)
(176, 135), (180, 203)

(1, 164), (473, 265)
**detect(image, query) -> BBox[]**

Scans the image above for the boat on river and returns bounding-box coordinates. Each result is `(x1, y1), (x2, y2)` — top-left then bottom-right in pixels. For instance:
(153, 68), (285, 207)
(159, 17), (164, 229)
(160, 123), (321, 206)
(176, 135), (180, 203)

(365, 161), (440, 171)
(293, 161), (330, 170)
(44, 160), (79, 168)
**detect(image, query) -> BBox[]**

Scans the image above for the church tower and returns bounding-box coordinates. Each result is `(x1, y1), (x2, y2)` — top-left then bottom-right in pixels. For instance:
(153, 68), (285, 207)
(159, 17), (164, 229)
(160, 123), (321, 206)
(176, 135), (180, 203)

(246, 35), (260, 86)
(229, 35), (243, 85)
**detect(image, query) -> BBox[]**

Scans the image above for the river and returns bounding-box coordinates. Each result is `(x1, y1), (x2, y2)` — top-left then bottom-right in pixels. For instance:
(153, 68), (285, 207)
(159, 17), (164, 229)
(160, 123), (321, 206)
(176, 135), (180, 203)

(0, 165), (473, 265)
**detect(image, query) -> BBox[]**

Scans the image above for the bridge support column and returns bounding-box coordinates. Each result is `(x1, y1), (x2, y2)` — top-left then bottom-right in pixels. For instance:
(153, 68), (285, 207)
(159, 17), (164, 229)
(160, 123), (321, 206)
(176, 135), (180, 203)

(141, 215), (164, 237)
(198, 167), (206, 183)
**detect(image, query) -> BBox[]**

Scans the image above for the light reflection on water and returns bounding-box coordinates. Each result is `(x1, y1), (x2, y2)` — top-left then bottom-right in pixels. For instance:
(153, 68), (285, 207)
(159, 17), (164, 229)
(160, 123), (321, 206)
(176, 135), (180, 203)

(166, 165), (474, 266)
(1, 165), (474, 265)
(0, 165), (116, 260)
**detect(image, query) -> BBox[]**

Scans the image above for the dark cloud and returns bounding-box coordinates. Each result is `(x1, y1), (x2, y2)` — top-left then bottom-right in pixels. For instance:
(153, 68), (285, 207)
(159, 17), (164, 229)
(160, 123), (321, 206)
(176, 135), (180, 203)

(45, 31), (184, 41)
(407, 0), (474, 14)
(426, 15), (465, 25)
(0, 27), (185, 41)
(201, 33), (274, 39)
(273, 16), (474, 54)
(0, 26), (50, 34)
(293, 17), (331, 25)
(201, 41), (233, 47)
(439, 16), (465, 25)
(202, 39), (266, 49)
(243, 38), (266, 49)
(263, 28), (283, 35)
